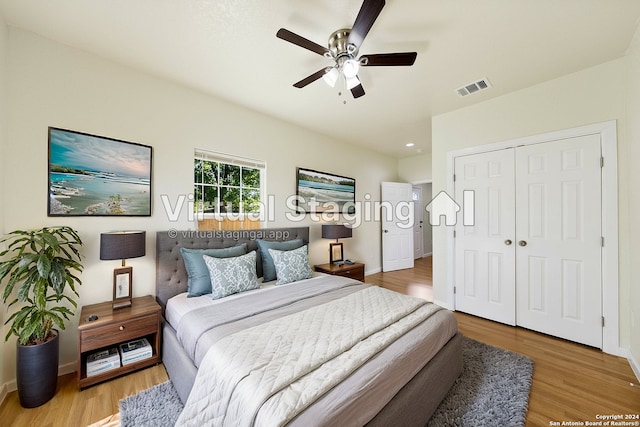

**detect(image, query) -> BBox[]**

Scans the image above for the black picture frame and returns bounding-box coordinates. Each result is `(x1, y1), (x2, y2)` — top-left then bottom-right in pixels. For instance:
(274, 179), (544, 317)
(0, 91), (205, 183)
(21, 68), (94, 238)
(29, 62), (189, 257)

(329, 242), (344, 264)
(295, 167), (356, 214)
(48, 127), (152, 216)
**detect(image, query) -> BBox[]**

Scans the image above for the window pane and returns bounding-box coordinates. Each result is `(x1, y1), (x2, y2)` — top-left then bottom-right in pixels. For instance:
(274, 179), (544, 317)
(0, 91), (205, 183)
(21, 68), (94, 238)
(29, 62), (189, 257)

(243, 189), (261, 213)
(202, 160), (217, 185)
(242, 167), (260, 188)
(220, 187), (240, 213)
(220, 163), (240, 186)
(194, 184), (203, 211)
(194, 159), (202, 183)
(203, 185), (218, 213)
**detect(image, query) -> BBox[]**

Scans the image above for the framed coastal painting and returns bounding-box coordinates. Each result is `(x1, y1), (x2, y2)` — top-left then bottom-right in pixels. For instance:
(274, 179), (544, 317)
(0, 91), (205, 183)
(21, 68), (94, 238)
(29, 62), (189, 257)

(295, 167), (356, 214)
(48, 127), (152, 216)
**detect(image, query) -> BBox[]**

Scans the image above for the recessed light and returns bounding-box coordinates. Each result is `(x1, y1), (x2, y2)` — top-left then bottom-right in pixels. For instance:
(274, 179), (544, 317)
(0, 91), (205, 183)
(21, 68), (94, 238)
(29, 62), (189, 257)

(405, 143), (415, 147)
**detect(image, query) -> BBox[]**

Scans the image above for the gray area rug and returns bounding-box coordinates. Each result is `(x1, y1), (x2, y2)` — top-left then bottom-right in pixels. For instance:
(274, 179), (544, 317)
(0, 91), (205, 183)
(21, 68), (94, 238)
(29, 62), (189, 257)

(119, 337), (533, 427)
(427, 337), (533, 426)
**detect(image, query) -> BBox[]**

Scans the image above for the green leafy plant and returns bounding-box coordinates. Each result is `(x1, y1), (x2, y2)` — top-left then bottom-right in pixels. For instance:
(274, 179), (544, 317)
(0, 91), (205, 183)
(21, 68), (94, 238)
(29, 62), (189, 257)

(0, 226), (83, 345)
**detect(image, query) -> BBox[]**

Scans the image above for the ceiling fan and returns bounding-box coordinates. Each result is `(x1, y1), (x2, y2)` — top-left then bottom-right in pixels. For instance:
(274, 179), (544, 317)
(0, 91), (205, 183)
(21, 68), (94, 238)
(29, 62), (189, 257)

(276, 0), (417, 99)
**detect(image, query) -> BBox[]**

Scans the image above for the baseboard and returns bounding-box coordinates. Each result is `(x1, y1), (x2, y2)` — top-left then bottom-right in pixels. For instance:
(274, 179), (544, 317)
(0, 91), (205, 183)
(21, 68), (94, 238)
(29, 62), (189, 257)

(422, 252), (433, 257)
(0, 382), (8, 407)
(2, 379), (16, 398)
(365, 267), (382, 276)
(60, 361), (77, 376)
(629, 349), (640, 383)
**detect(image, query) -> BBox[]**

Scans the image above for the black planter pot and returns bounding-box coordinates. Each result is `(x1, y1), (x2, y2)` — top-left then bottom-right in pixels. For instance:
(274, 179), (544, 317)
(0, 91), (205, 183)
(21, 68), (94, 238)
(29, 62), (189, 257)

(16, 330), (59, 408)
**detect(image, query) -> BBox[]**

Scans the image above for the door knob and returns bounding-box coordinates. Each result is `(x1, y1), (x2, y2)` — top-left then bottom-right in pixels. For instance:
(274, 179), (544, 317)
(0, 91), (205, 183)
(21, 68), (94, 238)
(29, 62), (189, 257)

(504, 239), (512, 246)
(383, 230), (389, 233)
(519, 240), (527, 247)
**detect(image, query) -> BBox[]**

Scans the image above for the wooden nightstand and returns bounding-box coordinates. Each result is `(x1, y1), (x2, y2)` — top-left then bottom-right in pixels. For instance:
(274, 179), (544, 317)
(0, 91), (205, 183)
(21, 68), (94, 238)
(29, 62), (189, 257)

(77, 295), (161, 389)
(314, 262), (365, 282)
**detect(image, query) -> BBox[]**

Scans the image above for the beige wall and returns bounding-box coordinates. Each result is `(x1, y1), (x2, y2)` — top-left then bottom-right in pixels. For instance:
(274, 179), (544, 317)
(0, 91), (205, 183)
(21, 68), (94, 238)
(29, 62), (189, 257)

(398, 152), (432, 183)
(0, 14), (7, 393)
(0, 28), (397, 386)
(624, 22), (640, 376)
(431, 58), (630, 348)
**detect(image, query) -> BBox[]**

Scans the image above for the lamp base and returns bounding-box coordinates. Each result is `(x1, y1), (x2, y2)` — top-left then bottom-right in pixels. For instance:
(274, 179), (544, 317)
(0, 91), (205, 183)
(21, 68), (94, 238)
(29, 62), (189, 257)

(112, 299), (132, 310)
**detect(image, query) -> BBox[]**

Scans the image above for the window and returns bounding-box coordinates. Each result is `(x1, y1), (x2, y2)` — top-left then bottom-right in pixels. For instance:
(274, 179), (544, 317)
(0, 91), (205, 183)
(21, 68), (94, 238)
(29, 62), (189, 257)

(194, 150), (265, 216)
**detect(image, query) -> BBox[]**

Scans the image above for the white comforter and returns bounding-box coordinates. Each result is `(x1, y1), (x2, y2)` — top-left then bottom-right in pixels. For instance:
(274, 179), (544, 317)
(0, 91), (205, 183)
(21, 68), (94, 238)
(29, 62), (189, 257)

(176, 285), (442, 427)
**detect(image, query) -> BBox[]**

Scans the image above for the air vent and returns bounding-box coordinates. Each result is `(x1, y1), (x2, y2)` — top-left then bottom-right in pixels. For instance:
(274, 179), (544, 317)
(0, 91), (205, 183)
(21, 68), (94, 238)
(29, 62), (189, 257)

(456, 78), (492, 97)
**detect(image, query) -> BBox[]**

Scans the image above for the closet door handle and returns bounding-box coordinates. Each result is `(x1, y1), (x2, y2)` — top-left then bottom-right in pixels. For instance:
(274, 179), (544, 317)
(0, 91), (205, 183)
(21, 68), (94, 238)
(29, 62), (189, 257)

(504, 240), (512, 246)
(518, 240), (527, 247)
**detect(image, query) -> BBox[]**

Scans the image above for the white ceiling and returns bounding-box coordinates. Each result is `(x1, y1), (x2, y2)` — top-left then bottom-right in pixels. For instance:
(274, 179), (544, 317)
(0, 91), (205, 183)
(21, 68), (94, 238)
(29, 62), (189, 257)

(1, 0), (639, 158)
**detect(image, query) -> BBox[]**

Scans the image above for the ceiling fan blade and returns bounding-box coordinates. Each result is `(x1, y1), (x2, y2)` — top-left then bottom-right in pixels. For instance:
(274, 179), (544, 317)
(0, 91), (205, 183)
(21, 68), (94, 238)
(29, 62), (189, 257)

(351, 84), (366, 99)
(360, 52), (417, 66)
(347, 0), (385, 49)
(277, 28), (329, 56)
(293, 68), (330, 88)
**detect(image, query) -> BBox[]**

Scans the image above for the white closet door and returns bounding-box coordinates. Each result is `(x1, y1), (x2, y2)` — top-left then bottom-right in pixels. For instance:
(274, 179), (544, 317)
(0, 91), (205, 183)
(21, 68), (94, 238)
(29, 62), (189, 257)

(515, 135), (602, 348)
(454, 149), (516, 325)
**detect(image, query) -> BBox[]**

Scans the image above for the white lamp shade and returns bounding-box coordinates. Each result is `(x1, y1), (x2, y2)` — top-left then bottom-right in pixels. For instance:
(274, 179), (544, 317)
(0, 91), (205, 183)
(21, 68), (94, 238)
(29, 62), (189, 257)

(322, 68), (339, 87)
(342, 59), (360, 78)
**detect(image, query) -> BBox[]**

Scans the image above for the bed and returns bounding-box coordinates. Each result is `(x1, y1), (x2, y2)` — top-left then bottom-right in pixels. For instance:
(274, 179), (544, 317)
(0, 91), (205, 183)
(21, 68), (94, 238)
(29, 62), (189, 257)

(156, 227), (462, 426)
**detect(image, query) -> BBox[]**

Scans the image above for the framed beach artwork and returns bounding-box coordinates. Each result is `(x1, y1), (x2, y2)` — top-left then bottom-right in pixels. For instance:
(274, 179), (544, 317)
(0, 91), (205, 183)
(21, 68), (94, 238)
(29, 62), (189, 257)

(48, 127), (152, 216)
(295, 167), (356, 214)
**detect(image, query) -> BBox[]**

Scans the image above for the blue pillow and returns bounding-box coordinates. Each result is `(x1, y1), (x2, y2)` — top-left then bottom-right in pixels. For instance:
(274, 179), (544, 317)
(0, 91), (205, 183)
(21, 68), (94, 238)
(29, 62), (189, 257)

(203, 251), (261, 300)
(180, 244), (248, 297)
(268, 245), (313, 285)
(256, 238), (304, 282)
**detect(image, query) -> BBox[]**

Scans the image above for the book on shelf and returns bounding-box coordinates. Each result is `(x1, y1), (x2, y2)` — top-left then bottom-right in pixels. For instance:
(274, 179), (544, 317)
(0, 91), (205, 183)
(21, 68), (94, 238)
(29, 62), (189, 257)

(119, 338), (152, 365)
(87, 347), (120, 377)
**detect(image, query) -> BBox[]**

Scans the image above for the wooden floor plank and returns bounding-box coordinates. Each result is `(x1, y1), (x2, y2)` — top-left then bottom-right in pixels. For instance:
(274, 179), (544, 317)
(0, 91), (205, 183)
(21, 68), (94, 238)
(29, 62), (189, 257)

(1, 256), (638, 426)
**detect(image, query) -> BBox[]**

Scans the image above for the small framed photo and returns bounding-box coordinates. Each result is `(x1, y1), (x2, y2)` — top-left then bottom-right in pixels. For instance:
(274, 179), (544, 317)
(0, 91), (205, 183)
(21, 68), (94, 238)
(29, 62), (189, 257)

(113, 267), (132, 309)
(329, 242), (344, 264)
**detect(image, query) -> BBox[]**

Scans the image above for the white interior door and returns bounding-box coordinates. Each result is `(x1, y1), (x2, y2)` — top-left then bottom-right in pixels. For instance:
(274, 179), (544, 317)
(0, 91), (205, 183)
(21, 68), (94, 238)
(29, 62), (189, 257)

(381, 182), (414, 272)
(454, 149), (516, 325)
(412, 186), (424, 259)
(515, 135), (602, 347)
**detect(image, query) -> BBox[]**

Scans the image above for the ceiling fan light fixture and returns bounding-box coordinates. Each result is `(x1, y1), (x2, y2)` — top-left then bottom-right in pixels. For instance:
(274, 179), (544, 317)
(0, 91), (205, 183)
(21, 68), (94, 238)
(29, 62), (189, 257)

(342, 59), (360, 79)
(277, 0), (418, 97)
(323, 67), (340, 87)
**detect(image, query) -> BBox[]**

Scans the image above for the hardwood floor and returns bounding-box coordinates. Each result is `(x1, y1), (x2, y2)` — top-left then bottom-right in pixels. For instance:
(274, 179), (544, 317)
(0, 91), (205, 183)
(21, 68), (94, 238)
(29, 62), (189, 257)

(1, 256), (638, 426)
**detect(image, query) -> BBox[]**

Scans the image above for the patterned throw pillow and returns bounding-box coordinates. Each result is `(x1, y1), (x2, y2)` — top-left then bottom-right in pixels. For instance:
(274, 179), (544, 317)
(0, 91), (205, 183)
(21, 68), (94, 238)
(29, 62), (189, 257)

(180, 244), (248, 297)
(256, 238), (304, 282)
(203, 251), (261, 300)
(268, 245), (313, 285)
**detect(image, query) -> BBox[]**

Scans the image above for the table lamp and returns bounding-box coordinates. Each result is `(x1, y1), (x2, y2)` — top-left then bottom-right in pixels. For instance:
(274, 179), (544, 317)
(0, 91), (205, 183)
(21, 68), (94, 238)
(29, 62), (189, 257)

(100, 231), (146, 309)
(321, 224), (352, 264)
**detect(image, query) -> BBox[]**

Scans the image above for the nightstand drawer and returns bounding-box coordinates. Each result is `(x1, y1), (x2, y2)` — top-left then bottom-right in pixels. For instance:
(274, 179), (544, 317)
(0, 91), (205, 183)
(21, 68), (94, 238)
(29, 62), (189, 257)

(314, 263), (365, 281)
(80, 313), (158, 352)
(333, 266), (363, 278)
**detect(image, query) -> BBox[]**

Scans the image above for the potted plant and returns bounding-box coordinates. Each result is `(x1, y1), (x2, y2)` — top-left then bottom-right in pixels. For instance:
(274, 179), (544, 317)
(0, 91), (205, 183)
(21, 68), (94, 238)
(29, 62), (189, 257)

(0, 226), (83, 408)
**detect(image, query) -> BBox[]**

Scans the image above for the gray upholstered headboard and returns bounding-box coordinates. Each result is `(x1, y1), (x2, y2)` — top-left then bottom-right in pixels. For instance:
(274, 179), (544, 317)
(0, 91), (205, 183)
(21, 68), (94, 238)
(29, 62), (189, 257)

(155, 227), (310, 312)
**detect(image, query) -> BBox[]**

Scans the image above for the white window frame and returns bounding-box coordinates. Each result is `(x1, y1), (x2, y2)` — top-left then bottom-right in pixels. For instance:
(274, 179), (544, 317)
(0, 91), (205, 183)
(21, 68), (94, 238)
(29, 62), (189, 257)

(194, 149), (266, 220)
